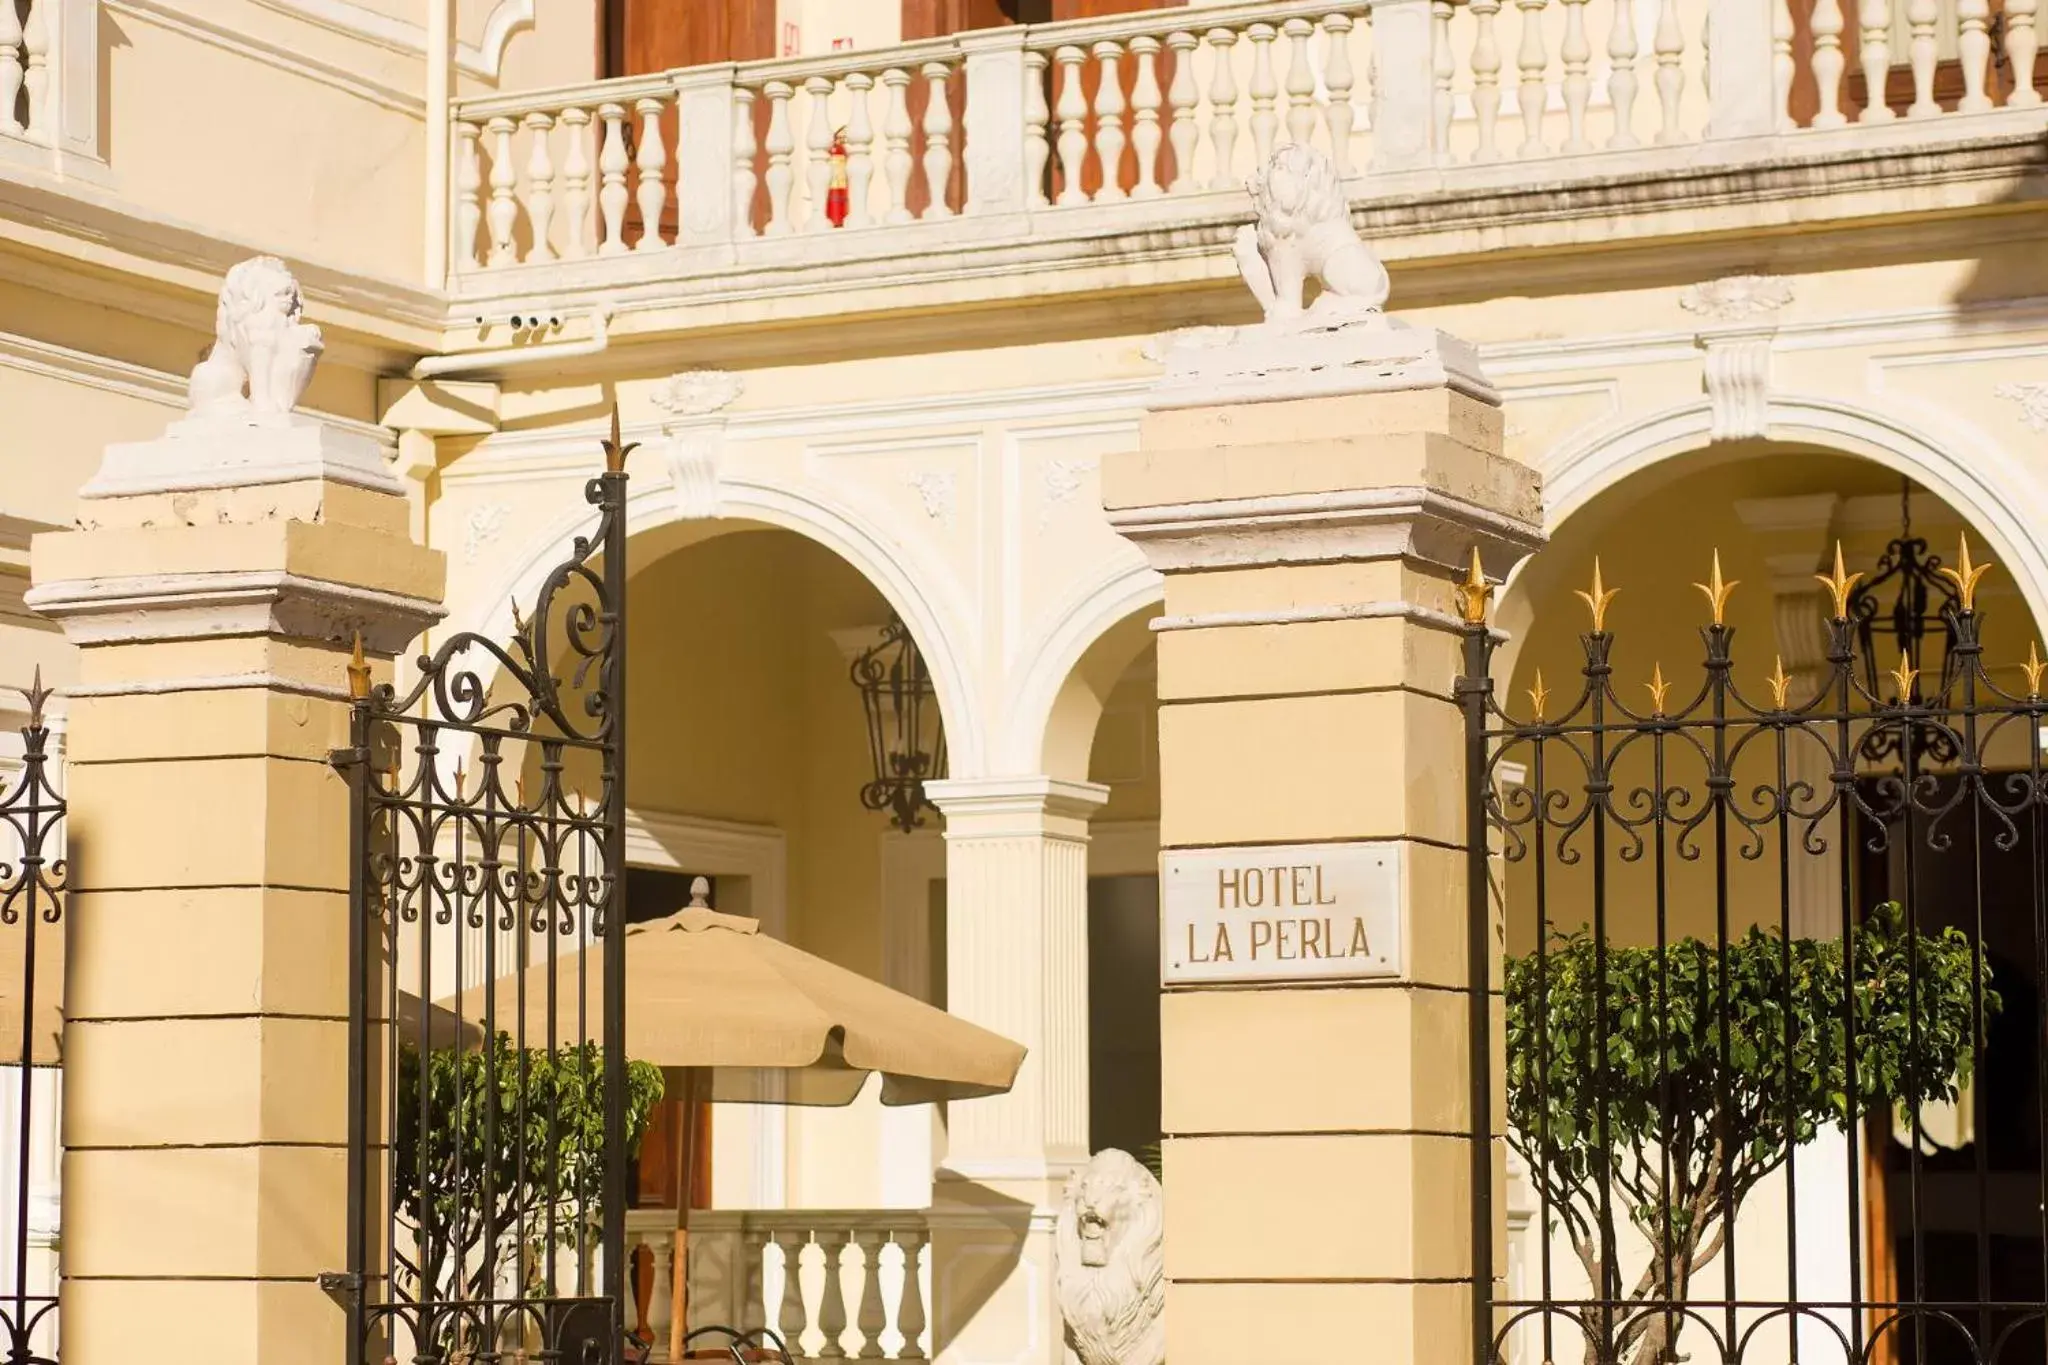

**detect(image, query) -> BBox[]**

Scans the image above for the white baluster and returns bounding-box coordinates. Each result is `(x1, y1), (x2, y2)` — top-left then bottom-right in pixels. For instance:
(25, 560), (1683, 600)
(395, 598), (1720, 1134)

(853, 1230), (887, 1359)
(816, 1230), (851, 1359)
(455, 120), (484, 269)
(1090, 40), (1127, 202)
(486, 116), (519, 266)
(22, 0), (47, 141)
(1025, 50), (1052, 205)
(2008, 0), (2042, 107)
(1560, 0), (1592, 151)
(1653, 0), (1685, 143)
(1205, 29), (1240, 189)
(803, 76), (835, 233)
(523, 111), (557, 263)
(1165, 32), (1199, 192)
(845, 72), (876, 228)
(1470, 0), (1505, 161)
(1053, 47), (1089, 204)
(1283, 17), (1317, 147)
(1772, 0), (1796, 129)
(895, 1231), (928, 1359)
(1957, 0), (1992, 110)
(762, 80), (796, 235)
(1322, 15), (1357, 176)
(559, 108), (592, 257)
(880, 68), (915, 222)
(1247, 23), (1280, 164)
(1858, 0), (1895, 121)
(1606, 0), (1640, 146)
(921, 62), (956, 219)
(732, 87), (759, 238)
(634, 97), (668, 249)
(1810, 0), (1848, 125)
(773, 1231), (807, 1350)
(0, 0), (23, 138)
(1515, 0), (1550, 157)
(1432, 2), (1457, 154)
(1907, 0), (1941, 116)
(1129, 36), (1164, 197)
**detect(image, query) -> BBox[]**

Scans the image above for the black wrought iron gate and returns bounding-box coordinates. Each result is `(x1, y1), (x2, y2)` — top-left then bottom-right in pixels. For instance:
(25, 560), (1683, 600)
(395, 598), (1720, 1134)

(1462, 540), (2048, 1365)
(335, 426), (632, 1365)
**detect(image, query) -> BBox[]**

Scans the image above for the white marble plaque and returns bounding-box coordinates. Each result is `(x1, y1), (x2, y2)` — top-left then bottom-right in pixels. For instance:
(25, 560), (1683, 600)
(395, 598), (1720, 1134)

(1162, 842), (1404, 985)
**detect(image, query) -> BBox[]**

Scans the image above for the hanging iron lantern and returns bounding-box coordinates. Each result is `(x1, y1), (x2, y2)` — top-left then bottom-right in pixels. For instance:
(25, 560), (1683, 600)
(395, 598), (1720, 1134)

(851, 615), (946, 832)
(1846, 475), (1963, 765)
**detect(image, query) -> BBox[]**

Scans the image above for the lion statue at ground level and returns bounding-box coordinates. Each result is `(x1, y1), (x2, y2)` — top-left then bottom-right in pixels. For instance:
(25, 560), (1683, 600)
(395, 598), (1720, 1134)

(1232, 142), (1390, 331)
(187, 255), (325, 419)
(1054, 1148), (1166, 1365)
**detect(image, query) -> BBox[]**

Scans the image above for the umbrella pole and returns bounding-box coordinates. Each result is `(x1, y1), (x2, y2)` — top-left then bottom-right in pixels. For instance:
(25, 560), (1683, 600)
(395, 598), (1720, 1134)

(670, 1067), (701, 1362)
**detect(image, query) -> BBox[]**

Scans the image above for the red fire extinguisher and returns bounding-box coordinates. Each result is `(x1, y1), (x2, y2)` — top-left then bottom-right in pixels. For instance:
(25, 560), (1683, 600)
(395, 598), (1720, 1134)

(825, 127), (850, 228)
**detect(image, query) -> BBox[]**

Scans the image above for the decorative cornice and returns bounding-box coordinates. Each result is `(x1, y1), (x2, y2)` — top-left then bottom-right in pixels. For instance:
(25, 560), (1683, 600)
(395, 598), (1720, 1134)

(1151, 599), (1470, 636)
(25, 569), (445, 653)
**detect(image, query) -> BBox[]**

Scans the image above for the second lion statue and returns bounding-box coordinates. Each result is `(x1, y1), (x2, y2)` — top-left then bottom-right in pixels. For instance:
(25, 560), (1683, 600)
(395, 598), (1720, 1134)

(187, 255), (325, 421)
(1054, 1148), (1166, 1365)
(1232, 142), (1390, 331)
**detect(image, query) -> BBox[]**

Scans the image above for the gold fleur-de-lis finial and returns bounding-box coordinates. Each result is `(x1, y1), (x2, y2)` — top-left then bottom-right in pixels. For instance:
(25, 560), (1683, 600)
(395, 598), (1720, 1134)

(1575, 558), (1618, 633)
(1937, 533), (1993, 613)
(346, 631), (371, 701)
(1646, 663), (1671, 714)
(1693, 550), (1739, 627)
(1814, 541), (1863, 620)
(1454, 546), (1494, 626)
(1528, 669), (1550, 721)
(1889, 649), (1919, 703)
(602, 403), (639, 474)
(2024, 642), (2047, 699)
(1766, 655), (1793, 710)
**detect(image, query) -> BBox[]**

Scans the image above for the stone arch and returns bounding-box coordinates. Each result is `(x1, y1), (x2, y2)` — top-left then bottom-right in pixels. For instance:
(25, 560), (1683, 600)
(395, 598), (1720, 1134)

(1000, 559), (1163, 781)
(459, 468), (988, 775)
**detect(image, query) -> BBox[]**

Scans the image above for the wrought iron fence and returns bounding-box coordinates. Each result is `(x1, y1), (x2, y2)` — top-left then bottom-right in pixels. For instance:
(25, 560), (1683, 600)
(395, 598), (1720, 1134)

(1461, 541), (2048, 1365)
(335, 422), (633, 1365)
(0, 676), (63, 1365)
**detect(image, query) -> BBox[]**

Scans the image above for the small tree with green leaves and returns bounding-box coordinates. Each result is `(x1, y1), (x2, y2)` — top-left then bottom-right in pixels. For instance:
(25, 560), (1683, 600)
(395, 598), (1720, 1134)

(1505, 903), (1994, 1365)
(393, 1036), (665, 1314)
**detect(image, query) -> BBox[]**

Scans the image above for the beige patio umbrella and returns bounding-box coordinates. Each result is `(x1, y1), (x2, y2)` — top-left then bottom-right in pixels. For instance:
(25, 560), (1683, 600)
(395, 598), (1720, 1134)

(451, 880), (1026, 1358)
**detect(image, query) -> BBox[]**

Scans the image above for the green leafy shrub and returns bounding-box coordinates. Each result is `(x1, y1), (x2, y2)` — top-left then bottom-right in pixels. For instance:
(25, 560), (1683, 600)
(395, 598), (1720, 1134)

(1505, 904), (1993, 1365)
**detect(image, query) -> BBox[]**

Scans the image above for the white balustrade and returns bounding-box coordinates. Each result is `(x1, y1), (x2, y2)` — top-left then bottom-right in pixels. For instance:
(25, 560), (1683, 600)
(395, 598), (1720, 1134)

(438, 0), (2048, 276)
(629, 1209), (931, 1363)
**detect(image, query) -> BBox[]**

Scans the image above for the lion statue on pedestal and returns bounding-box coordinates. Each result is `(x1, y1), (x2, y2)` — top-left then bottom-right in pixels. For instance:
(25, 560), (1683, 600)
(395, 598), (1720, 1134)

(1054, 1148), (1166, 1365)
(1231, 142), (1390, 332)
(187, 255), (325, 420)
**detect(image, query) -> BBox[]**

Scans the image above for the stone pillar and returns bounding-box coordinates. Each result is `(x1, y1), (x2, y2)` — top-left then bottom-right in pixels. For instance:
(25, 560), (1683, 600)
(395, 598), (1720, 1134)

(921, 775), (1108, 1365)
(1104, 317), (1540, 1364)
(28, 261), (444, 1365)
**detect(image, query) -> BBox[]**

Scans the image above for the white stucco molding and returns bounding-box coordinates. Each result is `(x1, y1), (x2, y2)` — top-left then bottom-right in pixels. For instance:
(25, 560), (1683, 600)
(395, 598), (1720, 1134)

(1537, 389), (2048, 632)
(457, 466), (988, 776)
(252, 0), (532, 80)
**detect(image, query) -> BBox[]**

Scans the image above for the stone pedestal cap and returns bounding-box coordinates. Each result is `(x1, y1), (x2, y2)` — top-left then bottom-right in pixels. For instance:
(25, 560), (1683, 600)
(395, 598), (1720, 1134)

(1149, 315), (1498, 412)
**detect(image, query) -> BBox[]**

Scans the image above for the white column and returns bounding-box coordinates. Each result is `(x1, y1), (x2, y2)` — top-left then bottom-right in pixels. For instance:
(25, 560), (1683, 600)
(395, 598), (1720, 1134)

(960, 28), (1031, 217)
(923, 776), (1108, 1365)
(677, 65), (741, 248)
(424, 0), (453, 286)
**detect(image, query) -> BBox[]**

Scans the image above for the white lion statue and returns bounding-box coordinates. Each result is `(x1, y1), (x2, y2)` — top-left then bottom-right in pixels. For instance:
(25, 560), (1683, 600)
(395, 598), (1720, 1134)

(187, 255), (324, 420)
(1054, 1148), (1166, 1365)
(1232, 142), (1389, 331)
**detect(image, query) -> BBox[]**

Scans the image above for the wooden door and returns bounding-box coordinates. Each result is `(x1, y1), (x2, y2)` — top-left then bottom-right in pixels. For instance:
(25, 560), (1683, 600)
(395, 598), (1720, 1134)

(605, 0), (775, 75)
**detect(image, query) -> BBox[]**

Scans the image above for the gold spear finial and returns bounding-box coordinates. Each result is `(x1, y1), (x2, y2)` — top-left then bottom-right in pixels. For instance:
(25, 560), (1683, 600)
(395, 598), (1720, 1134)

(1575, 558), (1618, 633)
(1889, 649), (1920, 704)
(346, 631), (371, 701)
(1815, 541), (1863, 620)
(1646, 662), (1671, 714)
(1938, 533), (1993, 614)
(2024, 642), (2046, 699)
(1454, 546), (1494, 626)
(1766, 655), (1793, 710)
(1693, 550), (1739, 627)
(453, 763), (467, 798)
(601, 403), (639, 474)
(1528, 669), (1550, 721)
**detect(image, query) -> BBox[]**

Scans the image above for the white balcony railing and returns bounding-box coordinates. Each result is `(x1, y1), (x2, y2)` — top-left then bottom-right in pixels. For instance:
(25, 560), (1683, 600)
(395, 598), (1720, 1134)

(1, 0), (97, 166)
(627, 1208), (932, 1363)
(443, 0), (2048, 292)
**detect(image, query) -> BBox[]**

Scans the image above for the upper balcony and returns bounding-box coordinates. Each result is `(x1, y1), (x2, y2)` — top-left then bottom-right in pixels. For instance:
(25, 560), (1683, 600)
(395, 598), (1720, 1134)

(436, 0), (2048, 349)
